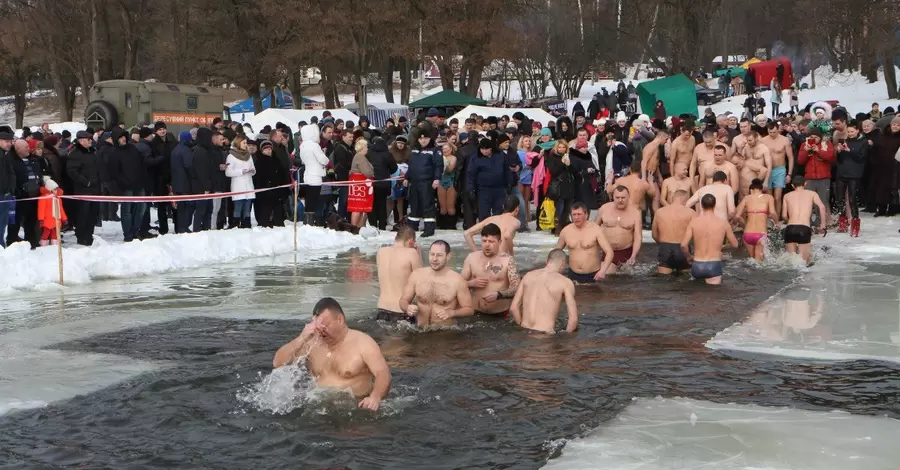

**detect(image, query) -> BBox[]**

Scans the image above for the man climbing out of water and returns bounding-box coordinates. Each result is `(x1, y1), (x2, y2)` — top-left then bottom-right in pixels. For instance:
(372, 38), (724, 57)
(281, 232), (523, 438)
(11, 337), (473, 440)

(462, 223), (520, 318)
(555, 202), (614, 282)
(510, 249), (577, 334)
(399, 240), (474, 328)
(595, 185), (642, 274)
(464, 195), (521, 255)
(273, 297), (391, 411)
(681, 194), (739, 285)
(652, 189), (696, 275)
(781, 176), (827, 265)
(686, 170), (735, 221)
(375, 226), (422, 323)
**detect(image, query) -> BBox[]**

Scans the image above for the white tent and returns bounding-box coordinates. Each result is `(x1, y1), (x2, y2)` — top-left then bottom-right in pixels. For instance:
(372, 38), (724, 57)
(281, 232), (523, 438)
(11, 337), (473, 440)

(449, 105), (556, 127)
(240, 108), (359, 134)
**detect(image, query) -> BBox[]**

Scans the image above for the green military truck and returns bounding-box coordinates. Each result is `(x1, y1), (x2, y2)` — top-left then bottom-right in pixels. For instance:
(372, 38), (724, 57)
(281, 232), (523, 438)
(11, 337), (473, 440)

(84, 80), (231, 133)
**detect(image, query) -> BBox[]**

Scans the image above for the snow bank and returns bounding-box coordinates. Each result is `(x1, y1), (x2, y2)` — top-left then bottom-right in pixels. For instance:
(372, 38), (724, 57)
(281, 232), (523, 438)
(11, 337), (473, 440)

(0, 225), (390, 294)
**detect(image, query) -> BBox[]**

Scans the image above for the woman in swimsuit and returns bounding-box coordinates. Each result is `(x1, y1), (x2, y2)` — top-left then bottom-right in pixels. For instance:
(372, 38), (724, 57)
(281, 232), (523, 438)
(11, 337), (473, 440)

(437, 142), (458, 216)
(517, 136), (536, 227)
(733, 178), (777, 261)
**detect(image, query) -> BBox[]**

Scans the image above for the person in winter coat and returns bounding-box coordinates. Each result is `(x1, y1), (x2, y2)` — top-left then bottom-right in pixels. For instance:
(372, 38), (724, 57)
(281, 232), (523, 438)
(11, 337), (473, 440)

(467, 138), (509, 221)
(654, 101), (667, 121)
(135, 127), (164, 238)
(65, 131), (103, 245)
(252, 140), (289, 227)
(797, 127), (835, 228)
(331, 130), (354, 219)
(869, 117), (900, 216)
(556, 116), (575, 141)
(8, 140), (49, 248)
(190, 127), (218, 232)
(406, 132), (443, 236)
(148, 122), (177, 235)
(348, 139), (374, 228)
(297, 124), (330, 226)
(106, 128), (148, 242)
(367, 136), (397, 230)
(569, 128), (599, 213)
(0, 131), (16, 248)
(834, 120), (868, 236)
(170, 129), (196, 233)
(225, 135), (256, 228)
(544, 140), (576, 233)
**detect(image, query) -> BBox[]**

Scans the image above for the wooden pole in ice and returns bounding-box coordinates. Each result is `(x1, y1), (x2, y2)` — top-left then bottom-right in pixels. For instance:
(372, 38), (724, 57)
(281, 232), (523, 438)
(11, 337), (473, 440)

(54, 195), (64, 285)
(293, 179), (299, 252)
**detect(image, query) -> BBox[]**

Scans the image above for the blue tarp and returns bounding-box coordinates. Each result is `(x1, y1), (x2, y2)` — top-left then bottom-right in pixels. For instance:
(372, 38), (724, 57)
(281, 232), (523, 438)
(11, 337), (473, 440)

(228, 89), (318, 113)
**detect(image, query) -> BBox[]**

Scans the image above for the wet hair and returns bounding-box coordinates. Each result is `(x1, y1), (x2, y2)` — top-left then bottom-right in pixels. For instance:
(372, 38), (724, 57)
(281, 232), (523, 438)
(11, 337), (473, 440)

(701, 193), (717, 209)
(481, 223), (502, 240)
(748, 130), (760, 138)
(713, 144), (728, 153)
(313, 297), (344, 317)
(712, 171), (728, 182)
(431, 240), (451, 254)
(503, 195), (519, 213)
(614, 185), (629, 194)
(547, 248), (567, 265)
(750, 178), (764, 191)
(672, 189), (689, 199)
(395, 225), (415, 242)
(571, 201), (588, 213)
(792, 175), (806, 187)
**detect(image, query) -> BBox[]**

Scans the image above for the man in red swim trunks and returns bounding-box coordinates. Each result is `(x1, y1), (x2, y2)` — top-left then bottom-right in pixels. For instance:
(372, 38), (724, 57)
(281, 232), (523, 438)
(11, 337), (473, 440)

(596, 185), (642, 274)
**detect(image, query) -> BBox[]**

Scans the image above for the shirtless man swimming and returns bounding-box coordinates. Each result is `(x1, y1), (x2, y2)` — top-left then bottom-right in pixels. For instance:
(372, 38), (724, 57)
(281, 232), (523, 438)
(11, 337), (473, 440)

(400, 240), (474, 328)
(555, 202), (614, 282)
(734, 130), (772, 198)
(782, 176), (827, 265)
(510, 249), (577, 334)
(698, 144), (739, 194)
(681, 194), (739, 285)
(687, 171), (735, 221)
(273, 297), (391, 411)
(670, 125), (695, 170)
(761, 121), (794, 215)
(641, 130), (669, 181)
(689, 130), (718, 182)
(596, 186), (642, 273)
(660, 162), (693, 206)
(464, 195), (521, 255)
(652, 190), (696, 274)
(462, 223), (520, 318)
(376, 226), (422, 322)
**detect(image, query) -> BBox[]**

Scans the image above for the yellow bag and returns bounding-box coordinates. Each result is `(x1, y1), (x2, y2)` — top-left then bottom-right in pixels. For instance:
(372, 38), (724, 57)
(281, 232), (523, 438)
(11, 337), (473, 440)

(538, 198), (556, 231)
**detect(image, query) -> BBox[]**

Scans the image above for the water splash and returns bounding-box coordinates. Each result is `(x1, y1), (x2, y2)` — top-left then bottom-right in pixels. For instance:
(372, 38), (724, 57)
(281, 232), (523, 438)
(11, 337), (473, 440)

(235, 363), (319, 415)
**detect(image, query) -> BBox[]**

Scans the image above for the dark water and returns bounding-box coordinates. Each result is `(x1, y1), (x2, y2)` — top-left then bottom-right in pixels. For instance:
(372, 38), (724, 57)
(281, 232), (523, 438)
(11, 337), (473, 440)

(1, 250), (898, 470)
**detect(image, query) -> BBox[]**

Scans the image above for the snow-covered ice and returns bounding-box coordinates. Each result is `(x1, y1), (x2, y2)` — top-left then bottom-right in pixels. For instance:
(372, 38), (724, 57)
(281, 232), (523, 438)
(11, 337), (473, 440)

(0, 224), (392, 294)
(544, 397), (900, 470)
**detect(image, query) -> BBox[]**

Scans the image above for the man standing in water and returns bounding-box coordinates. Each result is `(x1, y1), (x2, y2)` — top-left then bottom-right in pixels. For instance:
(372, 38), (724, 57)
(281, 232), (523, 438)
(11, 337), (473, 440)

(399, 240), (474, 328)
(462, 223), (520, 318)
(687, 171), (735, 221)
(273, 298), (391, 411)
(681, 194), (739, 285)
(761, 121), (794, 216)
(689, 130), (718, 181)
(510, 249), (578, 334)
(376, 226), (422, 322)
(596, 186), (642, 273)
(782, 176), (827, 265)
(698, 144), (740, 194)
(463, 195), (521, 255)
(555, 202), (614, 282)
(734, 130), (772, 199)
(652, 190), (696, 275)
(660, 162), (693, 206)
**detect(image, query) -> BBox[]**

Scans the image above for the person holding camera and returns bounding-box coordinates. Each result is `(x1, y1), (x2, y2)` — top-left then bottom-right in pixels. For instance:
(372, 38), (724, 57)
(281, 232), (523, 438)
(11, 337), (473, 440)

(797, 127), (835, 230)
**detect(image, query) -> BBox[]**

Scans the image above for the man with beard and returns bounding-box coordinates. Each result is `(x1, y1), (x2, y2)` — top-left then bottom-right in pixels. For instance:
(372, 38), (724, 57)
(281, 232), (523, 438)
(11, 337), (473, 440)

(596, 185), (642, 273)
(399, 240), (474, 329)
(555, 202), (614, 282)
(462, 223), (520, 318)
(510, 249), (578, 334)
(65, 131), (103, 246)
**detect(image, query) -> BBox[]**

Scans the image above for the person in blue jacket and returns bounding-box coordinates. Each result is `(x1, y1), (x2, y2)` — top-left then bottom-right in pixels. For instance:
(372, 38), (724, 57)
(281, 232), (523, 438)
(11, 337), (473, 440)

(467, 137), (511, 221)
(405, 130), (443, 237)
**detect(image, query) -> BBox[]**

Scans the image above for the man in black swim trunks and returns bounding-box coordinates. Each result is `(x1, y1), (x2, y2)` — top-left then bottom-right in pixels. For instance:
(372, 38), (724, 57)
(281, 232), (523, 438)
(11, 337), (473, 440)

(376, 226), (422, 322)
(652, 189), (696, 274)
(781, 176), (826, 265)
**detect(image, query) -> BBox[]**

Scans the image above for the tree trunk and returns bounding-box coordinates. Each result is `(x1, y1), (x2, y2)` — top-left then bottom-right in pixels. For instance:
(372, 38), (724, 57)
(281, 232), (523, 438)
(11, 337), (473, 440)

(322, 65), (336, 109)
(438, 58), (454, 91)
(91, 0), (101, 84)
(633, 2), (660, 79)
(382, 57), (395, 103)
(357, 73), (368, 112)
(249, 86), (263, 114)
(290, 71), (304, 109)
(14, 93), (26, 129)
(99, 0), (114, 79)
(884, 56), (899, 100)
(49, 60), (74, 122)
(400, 58), (411, 105)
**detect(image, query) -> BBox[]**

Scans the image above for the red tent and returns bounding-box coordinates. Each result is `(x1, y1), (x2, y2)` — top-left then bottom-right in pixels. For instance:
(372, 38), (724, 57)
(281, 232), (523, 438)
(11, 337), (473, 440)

(748, 58), (794, 90)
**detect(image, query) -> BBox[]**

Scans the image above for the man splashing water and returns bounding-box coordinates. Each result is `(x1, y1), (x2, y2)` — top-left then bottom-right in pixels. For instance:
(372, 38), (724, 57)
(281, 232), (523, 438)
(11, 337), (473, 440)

(273, 298), (391, 411)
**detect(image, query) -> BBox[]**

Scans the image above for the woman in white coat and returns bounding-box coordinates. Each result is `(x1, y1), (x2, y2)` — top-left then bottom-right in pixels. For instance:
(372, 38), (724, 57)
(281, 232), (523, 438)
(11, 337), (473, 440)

(298, 124), (330, 225)
(225, 135), (256, 228)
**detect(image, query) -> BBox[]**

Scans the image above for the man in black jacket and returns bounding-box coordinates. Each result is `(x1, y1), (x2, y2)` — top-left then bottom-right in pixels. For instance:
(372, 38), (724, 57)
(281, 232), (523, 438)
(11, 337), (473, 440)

(95, 132), (119, 223)
(66, 131), (103, 246)
(8, 139), (47, 248)
(0, 131), (15, 248)
(214, 129), (234, 229)
(332, 130), (354, 219)
(170, 129), (196, 233)
(146, 121), (177, 235)
(367, 137), (398, 230)
(136, 127), (163, 239)
(190, 127), (217, 232)
(456, 132), (478, 230)
(106, 128), (149, 242)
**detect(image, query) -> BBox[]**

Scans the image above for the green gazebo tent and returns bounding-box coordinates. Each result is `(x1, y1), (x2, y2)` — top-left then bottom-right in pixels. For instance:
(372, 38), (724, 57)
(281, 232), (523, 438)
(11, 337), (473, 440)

(637, 74), (697, 117)
(408, 89), (486, 109)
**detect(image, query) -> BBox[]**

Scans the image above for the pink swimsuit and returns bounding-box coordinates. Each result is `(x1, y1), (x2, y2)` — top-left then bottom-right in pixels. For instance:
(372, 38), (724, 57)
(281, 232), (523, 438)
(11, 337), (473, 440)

(742, 232), (766, 246)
